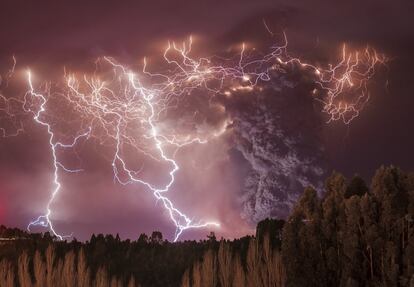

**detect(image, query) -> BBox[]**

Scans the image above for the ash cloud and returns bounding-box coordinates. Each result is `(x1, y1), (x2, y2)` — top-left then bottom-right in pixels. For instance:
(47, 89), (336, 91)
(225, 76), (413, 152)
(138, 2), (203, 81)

(1, 0), (413, 240)
(216, 69), (327, 222)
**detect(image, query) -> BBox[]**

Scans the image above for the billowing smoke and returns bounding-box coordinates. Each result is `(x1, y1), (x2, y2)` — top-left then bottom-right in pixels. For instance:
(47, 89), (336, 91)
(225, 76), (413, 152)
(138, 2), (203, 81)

(0, 33), (383, 239)
(216, 68), (327, 222)
(172, 64), (329, 224)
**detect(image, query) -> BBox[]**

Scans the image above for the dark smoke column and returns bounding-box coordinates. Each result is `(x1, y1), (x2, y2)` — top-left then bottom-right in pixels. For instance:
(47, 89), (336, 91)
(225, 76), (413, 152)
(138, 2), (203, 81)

(222, 69), (327, 222)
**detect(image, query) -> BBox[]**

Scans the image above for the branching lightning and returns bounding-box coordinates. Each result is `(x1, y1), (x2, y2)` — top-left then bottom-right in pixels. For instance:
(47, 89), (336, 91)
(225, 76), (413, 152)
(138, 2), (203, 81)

(26, 71), (91, 240)
(0, 35), (386, 241)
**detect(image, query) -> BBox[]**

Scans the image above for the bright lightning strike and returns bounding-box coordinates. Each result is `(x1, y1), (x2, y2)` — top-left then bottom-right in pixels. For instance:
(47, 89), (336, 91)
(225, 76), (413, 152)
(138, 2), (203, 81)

(26, 71), (91, 240)
(0, 35), (386, 241)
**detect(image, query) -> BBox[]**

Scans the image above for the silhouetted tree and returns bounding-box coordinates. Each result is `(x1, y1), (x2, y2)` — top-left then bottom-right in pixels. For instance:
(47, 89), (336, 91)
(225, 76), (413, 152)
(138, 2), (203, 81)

(150, 231), (163, 244)
(137, 233), (148, 244)
(207, 232), (217, 242)
(345, 175), (369, 199)
(0, 165), (412, 287)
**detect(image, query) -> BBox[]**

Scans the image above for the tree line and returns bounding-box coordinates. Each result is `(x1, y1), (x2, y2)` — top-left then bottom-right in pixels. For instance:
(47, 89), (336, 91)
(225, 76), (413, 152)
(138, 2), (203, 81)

(182, 166), (414, 287)
(0, 165), (413, 286)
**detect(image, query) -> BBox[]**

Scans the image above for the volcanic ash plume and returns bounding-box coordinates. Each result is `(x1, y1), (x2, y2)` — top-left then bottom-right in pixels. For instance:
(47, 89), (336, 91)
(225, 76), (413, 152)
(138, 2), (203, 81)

(219, 69), (326, 222)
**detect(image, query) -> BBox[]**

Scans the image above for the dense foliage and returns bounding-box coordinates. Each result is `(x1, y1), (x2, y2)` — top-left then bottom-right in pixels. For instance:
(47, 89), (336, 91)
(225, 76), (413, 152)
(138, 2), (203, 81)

(0, 165), (413, 287)
(280, 166), (414, 287)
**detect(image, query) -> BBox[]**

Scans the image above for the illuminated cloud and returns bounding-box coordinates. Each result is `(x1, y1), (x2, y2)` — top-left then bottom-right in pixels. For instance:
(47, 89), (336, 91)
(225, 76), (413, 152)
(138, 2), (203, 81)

(1, 0), (409, 242)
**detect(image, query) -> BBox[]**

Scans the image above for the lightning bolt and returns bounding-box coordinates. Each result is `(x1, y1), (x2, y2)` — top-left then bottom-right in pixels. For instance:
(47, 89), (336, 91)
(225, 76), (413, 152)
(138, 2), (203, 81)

(25, 71), (91, 240)
(0, 34), (386, 241)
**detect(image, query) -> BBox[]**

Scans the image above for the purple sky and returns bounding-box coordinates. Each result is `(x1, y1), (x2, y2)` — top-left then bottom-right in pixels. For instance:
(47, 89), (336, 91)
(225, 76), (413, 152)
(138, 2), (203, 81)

(0, 0), (413, 241)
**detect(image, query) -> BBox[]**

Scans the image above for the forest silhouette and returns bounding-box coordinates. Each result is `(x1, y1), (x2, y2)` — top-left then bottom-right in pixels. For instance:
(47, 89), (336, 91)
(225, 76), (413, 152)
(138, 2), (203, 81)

(0, 165), (413, 287)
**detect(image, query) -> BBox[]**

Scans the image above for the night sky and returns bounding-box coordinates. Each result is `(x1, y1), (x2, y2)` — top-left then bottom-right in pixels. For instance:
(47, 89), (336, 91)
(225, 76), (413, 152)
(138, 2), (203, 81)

(0, 0), (413, 241)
